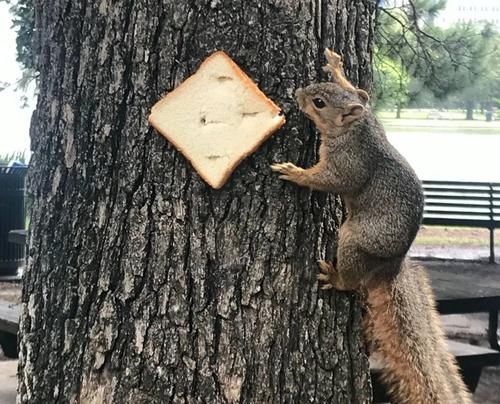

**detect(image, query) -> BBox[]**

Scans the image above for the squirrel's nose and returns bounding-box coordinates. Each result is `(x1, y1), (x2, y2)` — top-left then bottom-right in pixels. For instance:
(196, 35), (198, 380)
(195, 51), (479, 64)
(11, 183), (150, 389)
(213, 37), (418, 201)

(295, 88), (305, 107)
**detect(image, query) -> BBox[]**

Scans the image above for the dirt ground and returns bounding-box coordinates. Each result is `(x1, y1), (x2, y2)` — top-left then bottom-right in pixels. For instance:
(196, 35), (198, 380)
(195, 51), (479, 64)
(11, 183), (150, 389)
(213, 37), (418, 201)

(449, 314), (500, 404)
(411, 227), (500, 263)
(413, 226), (500, 403)
(415, 226), (499, 247)
(1, 226), (499, 402)
(0, 282), (21, 304)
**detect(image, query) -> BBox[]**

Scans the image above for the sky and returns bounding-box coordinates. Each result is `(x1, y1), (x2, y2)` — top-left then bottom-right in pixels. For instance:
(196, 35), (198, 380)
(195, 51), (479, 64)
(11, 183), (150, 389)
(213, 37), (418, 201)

(0, 3), (35, 157)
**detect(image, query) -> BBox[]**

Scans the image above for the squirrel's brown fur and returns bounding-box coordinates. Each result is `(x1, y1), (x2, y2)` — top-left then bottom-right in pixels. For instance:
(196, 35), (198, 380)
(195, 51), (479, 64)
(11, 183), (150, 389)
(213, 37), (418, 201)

(271, 50), (471, 404)
(368, 261), (470, 403)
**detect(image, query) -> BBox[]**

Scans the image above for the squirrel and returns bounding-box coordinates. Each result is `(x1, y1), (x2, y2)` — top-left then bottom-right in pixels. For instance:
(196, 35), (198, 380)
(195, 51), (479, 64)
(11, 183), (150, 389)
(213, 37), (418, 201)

(271, 49), (472, 404)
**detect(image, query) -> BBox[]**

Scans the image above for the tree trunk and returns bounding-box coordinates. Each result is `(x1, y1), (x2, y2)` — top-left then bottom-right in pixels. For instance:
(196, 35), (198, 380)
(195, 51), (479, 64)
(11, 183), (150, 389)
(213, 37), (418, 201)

(465, 100), (474, 120)
(19, 1), (375, 403)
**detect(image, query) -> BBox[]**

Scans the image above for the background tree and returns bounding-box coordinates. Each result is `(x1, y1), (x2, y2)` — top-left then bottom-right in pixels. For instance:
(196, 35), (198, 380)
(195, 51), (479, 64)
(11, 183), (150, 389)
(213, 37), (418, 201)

(374, 0), (449, 112)
(446, 25), (500, 120)
(374, 0), (498, 116)
(1, 0), (36, 89)
(373, 54), (410, 117)
(18, 1), (375, 402)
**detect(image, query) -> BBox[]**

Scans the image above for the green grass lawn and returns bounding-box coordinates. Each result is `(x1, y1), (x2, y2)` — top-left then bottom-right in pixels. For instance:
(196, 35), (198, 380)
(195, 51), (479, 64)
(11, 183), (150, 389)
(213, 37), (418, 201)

(382, 122), (500, 135)
(377, 110), (456, 120)
(376, 109), (498, 121)
(376, 110), (500, 135)
(415, 227), (499, 247)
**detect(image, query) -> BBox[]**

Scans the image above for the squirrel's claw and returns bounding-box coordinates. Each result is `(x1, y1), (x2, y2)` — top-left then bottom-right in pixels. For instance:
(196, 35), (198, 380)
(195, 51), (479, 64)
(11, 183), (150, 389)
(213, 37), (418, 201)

(322, 48), (356, 92)
(271, 162), (297, 172)
(270, 162), (304, 181)
(270, 163), (283, 172)
(318, 259), (335, 274)
(317, 260), (337, 290)
(323, 48), (342, 71)
(317, 272), (334, 290)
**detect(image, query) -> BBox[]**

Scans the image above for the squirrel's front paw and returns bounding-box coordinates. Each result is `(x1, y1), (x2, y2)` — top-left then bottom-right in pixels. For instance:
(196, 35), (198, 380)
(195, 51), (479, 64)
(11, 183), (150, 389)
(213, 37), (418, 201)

(317, 260), (339, 290)
(271, 162), (304, 182)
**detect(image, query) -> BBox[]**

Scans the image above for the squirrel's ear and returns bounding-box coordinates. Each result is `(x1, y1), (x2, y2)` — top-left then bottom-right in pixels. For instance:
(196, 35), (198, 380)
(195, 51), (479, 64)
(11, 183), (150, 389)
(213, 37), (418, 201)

(337, 103), (364, 125)
(357, 89), (370, 105)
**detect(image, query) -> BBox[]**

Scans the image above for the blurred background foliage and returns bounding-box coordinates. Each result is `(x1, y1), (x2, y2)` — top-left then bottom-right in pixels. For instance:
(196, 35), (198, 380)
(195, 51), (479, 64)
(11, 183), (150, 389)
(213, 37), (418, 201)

(2, 0), (499, 120)
(375, 0), (500, 119)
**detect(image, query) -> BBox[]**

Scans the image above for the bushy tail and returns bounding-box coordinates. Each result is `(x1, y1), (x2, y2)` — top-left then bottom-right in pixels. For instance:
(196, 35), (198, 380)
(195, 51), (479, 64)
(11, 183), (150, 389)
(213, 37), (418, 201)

(366, 260), (472, 404)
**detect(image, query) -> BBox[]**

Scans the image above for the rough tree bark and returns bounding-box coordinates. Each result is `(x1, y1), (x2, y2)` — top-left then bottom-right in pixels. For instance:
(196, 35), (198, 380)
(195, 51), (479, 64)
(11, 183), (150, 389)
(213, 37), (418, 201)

(19, 1), (376, 402)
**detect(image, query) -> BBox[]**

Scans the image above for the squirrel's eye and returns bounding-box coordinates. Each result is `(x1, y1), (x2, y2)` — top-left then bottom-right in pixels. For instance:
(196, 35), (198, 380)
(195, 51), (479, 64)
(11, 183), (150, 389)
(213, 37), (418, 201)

(312, 98), (326, 109)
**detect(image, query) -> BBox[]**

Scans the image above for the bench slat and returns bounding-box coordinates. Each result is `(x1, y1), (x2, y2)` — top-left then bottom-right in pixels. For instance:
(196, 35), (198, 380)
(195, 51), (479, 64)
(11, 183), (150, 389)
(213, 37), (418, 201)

(371, 339), (500, 402)
(421, 181), (500, 242)
(0, 301), (19, 335)
(424, 206), (493, 214)
(425, 195), (498, 203)
(424, 187), (491, 194)
(424, 210), (496, 219)
(7, 229), (27, 246)
(425, 202), (492, 210)
(424, 193), (499, 203)
(422, 217), (500, 227)
(371, 340), (500, 372)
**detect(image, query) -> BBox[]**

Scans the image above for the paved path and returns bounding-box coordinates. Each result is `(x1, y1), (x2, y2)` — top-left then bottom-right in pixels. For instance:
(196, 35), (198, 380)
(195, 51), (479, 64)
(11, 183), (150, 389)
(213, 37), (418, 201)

(0, 360), (16, 403)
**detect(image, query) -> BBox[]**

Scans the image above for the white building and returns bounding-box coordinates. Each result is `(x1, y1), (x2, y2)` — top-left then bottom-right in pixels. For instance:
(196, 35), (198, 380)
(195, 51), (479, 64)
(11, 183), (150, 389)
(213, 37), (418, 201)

(435, 0), (500, 27)
(380, 0), (500, 27)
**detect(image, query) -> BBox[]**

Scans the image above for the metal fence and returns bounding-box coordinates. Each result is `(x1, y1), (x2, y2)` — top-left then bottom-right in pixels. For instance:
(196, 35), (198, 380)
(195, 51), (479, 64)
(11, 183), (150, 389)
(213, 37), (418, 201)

(0, 166), (27, 275)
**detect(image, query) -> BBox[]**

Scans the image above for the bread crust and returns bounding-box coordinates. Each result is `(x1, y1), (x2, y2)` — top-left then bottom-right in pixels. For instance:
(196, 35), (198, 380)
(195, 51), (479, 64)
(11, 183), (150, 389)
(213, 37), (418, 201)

(149, 51), (286, 189)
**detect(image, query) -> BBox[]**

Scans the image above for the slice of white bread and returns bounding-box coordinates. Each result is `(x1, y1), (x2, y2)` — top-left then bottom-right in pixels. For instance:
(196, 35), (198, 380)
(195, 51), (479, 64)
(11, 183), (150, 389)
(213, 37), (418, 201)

(149, 51), (286, 189)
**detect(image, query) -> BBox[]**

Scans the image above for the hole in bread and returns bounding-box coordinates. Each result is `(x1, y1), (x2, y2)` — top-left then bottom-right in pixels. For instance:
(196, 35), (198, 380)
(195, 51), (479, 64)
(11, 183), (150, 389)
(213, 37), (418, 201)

(200, 117), (224, 126)
(206, 155), (222, 160)
(217, 75), (233, 82)
(242, 111), (260, 117)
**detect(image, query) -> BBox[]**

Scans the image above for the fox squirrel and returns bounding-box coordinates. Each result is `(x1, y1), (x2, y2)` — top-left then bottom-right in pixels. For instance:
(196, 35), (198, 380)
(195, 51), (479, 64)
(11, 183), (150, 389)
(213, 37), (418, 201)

(271, 49), (472, 404)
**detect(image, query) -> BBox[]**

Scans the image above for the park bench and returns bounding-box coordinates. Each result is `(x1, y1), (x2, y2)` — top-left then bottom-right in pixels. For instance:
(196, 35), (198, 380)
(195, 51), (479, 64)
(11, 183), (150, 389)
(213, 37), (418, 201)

(7, 229), (27, 246)
(0, 166), (27, 278)
(0, 299), (19, 358)
(371, 339), (500, 402)
(421, 180), (500, 263)
(426, 260), (500, 351)
(371, 259), (500, 401)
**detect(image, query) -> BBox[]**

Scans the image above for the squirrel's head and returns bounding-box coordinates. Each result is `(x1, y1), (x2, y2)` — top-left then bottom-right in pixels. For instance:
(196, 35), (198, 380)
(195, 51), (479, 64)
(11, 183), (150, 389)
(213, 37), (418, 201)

(295, 82), (369, 133)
